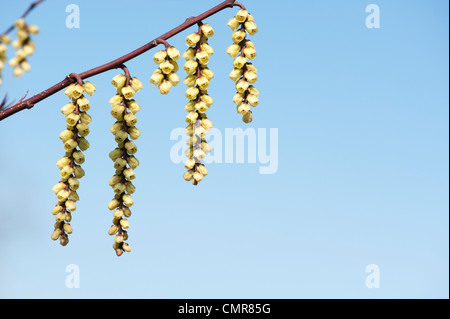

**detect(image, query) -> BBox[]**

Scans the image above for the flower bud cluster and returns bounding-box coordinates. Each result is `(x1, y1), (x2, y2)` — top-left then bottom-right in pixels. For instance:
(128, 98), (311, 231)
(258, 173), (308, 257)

(227, 9), (259, 123)
(0, 35), (11, 86)
(149, 45), (181, 95)
(51, 80), (96, 246)
(182, 24), (215, 185)
(108, 73), (142, 256)
(8, 18), (39, 77)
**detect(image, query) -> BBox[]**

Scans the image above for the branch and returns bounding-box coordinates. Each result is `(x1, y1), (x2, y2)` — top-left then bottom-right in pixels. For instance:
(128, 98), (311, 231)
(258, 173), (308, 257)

(0, 0), (244, 122)
(1, 0), (45, 37)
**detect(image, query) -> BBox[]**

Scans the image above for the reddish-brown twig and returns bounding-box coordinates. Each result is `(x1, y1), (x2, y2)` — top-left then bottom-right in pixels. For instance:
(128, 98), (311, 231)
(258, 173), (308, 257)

(0, 0), (240, 121)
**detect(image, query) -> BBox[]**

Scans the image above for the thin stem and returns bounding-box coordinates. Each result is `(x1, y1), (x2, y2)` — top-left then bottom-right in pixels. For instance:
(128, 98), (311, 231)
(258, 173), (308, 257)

(0, 0), (239, 121)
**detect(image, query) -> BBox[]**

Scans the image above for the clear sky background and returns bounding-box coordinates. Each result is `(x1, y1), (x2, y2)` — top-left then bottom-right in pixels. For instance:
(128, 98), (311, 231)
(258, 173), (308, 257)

(0, 0), (448, 299)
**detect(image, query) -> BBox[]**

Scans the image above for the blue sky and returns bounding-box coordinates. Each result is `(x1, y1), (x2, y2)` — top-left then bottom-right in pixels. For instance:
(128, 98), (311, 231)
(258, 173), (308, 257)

(0, 0), (448, 298)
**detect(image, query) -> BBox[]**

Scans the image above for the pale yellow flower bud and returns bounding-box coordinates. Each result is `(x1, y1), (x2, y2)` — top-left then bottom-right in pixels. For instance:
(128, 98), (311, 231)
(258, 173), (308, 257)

(109, 225), (119, 236)
(66, 113), (80, 127)
(196, 76), (209, 90)
(248, 85), (259, 97)
(124, 113), (137, 127)
(9, 57), (19, 67)
(80, 113), (92, 125)
(122, 194), (134, 207)
(108, 199), (120, 211)
(51, 229), (62, 241)
(160, 60), (174, 74)
(110, 122), (121, 135)
(78, 138), (90, 151)
(11, 40), (21, 49)
(201, 43), (214, 56)
(121, 86), (135, 100)
(73, 151), (85, 164)
(61, 103), (75, 116)
(72, 84), (85, 100)
(69, 189), (79, 202)
(201, 94), (214, 107)
(201, 68), (214, 81)
(185, 32), (201, 47)
(193, 172), (204, 182)
(232, 30), (247, 43)
(195, 101), (208, 113)
(20, 60), (31, 72)
(237, 103), (251, 115)
(184, 75), (196, 87)
(234, 56), (247, 69)
(227, 17), (240, 31)
(247, 14), (255, 22)
(201, 142), (211, 154)
(158, 79), (172, 95)
(63, 223), (73, 234)
(83, 81), (96, 96)
(183, 48), (196, 60)
(114, 158), (127, 170)
(76, 123), (90, 137)
(77, 96), (91, 112)
(185, 124), (194, 136)
(186, 135), (198, 147)
(73, 166), (85, 179)
(109, 148), (122, 161)
(52, 182), (66, 195)
(22, 45), (34, 56)
(197, 164), (208, 176)
(111, 105), (125, 118)
(109, 94), (122, 106)
(13, 67), (24, 77)
(185, 111), (199, 124)
(244, 21), (258, 35)
(184, 170), (194, 181)
(123, 168), (136, 181)
(109, 175), (121, 187)
(168, 72), (180, 86)
(243, 47), (257, 60)
(247, 94), (259, 107)
(150, 72), (164, 85)
(201, 118), (213, 130)
(229, 68), (243, 81)
(185, 87), (199, 100)
(128, 127), (141, 140)
(127, 100), (141, 114)
(64, 139), (78, 152)
(127, 156), (140, 169)
(167, 46), (180, 60)
(125, 182), (135, 195)
(196, 51), (209, 65)
(112, 74), (127, 89)
(233, 92), (245, 104)
(200, 23), (215, 38)
(235, 9), (249, 23)
(59, 129), (73, 143)
(68, 177), (79, 191)
(60, 165), (74, 180)
(15, 18), (26, 29)
(246, 63), (258, 73)
(125, 140), (138, 155)
(244, 70), (258, 84)
(113, 182), (126, 194)
(236, 79), (250, 93)
(65, 200), (77, 212)
(226, 43), (241, 57)
(242, 111), (253, 123)
(184, 60), (198, 75)
(119, 218), (129, 229)
(195, 126), (207, 138)
(52, 205), (63, 215)
(153, 50), (167, 64)
(185, 158), (196, 170)
(122, 243), (132, 252)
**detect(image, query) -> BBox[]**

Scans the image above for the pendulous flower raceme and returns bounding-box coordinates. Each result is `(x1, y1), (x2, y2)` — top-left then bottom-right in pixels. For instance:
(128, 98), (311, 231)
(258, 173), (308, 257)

(51, 80), (96, 246)
(8, 18), (39, 77)
(227, 9), (259, 124)
(108, 72), (142, 256)
(182, 24), (215, 185)
(0, 35), (10, 86)
(149, 44), (181, 95)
